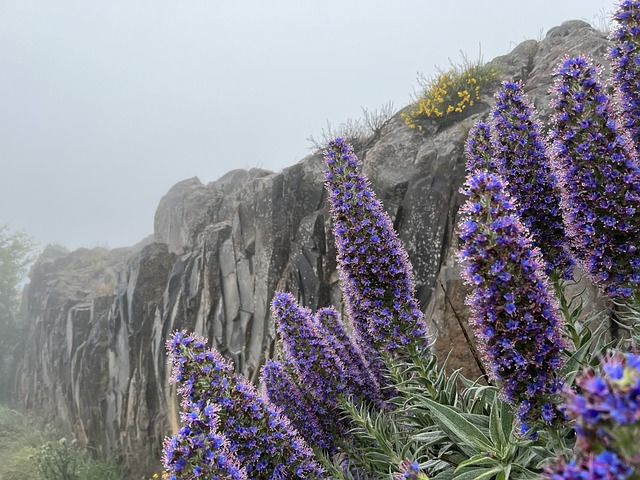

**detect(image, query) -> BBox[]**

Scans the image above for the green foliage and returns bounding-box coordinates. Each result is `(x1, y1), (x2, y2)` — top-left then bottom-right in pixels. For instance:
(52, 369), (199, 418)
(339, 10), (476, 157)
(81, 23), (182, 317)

(319, 349), (576, 479)
(33, 438), (82, 480)
(0, 404), (124, 480)
(0, 225), (37, 400)
(402, 53), (498, 129)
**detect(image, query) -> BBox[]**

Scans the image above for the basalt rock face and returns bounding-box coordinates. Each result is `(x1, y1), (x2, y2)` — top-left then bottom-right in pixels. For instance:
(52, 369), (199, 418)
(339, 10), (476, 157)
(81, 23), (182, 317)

(12, 22), (610, 477)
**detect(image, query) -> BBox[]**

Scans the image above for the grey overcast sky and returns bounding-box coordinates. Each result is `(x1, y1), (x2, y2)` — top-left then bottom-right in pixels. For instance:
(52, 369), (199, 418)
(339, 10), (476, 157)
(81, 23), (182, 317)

(0, 0), (613, 251)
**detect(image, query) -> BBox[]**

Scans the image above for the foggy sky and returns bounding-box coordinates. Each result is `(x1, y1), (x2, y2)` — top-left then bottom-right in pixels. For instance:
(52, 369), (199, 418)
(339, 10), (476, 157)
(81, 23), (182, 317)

(0, 0), (613, 251)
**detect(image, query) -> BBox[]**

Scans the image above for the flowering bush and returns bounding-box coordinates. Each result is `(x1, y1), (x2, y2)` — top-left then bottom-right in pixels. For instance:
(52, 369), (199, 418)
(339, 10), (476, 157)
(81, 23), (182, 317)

(161, 2), (640, 479)
(401, 56), (498, 129)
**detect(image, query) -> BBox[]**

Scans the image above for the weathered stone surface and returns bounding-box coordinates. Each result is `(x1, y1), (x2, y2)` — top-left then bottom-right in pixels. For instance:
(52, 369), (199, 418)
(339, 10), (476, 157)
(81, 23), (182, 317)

(11, 21), (612, 477)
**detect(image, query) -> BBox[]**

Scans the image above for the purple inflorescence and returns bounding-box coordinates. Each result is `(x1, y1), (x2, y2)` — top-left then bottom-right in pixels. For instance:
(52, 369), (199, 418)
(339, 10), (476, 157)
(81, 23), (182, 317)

(323, 138), (429, 363)
(272, 293), (350, 402)
(260, 359), (333, 451)
(163, 403), (247, 480)
(271, 293), (353, 446)
(549, 55), (640, 299)
(166, 331), (326, 479)
(491, 81), (574, 280)
(457, 171), (567, 431)
(611, 0), (640, 153)
(545, 353), (640, 479)
(565, 353), (640, 444)
(465, 122), (495, 172)
(545, 450), (633, 480)
(314, 306), (382, 405)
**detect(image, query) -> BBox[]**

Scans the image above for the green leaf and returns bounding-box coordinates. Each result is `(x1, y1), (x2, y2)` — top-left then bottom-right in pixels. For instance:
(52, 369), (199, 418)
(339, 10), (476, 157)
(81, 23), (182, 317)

(453, 466), (502, 480)
(455, 453), (498, 470)
(489, 396), (505, 451)
(422, 398), (494, 454)
(431, 470), (455, 480)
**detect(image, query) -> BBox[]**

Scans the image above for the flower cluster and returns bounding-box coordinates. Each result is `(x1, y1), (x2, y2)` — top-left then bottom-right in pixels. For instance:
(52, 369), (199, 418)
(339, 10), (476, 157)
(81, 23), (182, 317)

(401, 61), (497, 129)
(457, 170), (567, 431)
(491, 81), (574, 280)
(545, 353), (640, 478)
(566, 353), (640, 452)
(465, 122), (495, 172)
(610, 0), (640, 153)
(545, 450), (633, 480)
(260, 360), (332, 451)
(314, 306), (382, 405)
(549, 55), (640, 298)
(165, 331), (326, 479)
(323, 138), (429, 368)
(163, 403), (246, 480)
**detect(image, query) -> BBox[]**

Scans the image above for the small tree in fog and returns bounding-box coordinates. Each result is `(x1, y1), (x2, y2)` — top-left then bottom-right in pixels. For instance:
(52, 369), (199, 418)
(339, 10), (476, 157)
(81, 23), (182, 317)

(0, 225), (37, 400)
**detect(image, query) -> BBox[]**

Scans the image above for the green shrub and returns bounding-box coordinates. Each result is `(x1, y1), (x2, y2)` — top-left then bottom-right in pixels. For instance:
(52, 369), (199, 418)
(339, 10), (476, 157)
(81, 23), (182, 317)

(402, 54), (498, 129)
(0, 404), (124, 480)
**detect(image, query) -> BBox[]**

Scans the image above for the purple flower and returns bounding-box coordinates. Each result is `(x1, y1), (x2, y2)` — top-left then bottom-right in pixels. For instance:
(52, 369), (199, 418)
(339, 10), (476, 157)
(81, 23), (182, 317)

(545, 450), (633, 480)
(546, 353), (640, 478)
(549, 55), (640, 298)
(465, 122), (495, 172)
(393, 460), (421, 480)
(457, 171), (567, 429)
(610, 0), (640, 153)
(314, 306), (383, 405)
(323, 138), (429, 378)
(166, 331), (326, 479)
(565, 353), (640, 434)
(162, 403), (246, 480)
(271, 292), (351, 446)
(490, 82), (574, 280)
(260, 359), (333, 451)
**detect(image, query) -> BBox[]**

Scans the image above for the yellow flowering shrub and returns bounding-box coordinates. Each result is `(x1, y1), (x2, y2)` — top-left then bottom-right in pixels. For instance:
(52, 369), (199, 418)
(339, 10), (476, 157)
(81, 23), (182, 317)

(402, 58), (498, 129)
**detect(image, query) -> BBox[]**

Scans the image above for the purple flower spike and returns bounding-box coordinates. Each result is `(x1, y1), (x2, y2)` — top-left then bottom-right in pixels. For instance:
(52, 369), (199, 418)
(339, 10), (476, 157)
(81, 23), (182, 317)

(545, 353), (640, 479)
(549, 55), (640, 299)
(545, 450), (633, 480)
(271, 292), (352, 444)
(166, 331), (326, 479)
(323, 138), (429, 367)
(457, 171), (567, 429)
(465, 122), (495, 172)
(565, 353), (640, 445)
(163, 403), (247, 480)
(260, 359), (333, 451)
(611, 0), (640, 153)
(491, 81), (574, 280)
(314, 306), (383, 405)
(272, 293), (350, 401)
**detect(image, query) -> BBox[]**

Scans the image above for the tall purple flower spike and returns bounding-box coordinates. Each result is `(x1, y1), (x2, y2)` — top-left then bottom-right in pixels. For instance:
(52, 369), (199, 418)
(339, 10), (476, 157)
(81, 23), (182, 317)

(457, 171), (567, 433)
(166, 331), (326, 479)
(260, 359), (333, 451)
(549, 55), (640, 299)
(491, 81), (574, 280)
(611, 0), (640, 154)
(271, 292), (356, 445)
(323, 138), (429, 383)
(314, 306), (383, 405)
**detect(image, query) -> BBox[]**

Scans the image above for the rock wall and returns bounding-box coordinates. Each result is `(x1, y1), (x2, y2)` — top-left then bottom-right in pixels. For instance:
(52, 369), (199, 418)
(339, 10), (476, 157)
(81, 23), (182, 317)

(11, 21), (609, 477)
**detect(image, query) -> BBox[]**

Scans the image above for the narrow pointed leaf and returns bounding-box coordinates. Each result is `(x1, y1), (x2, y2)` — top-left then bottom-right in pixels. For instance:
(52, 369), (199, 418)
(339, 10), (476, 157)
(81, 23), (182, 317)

(422, 398), (494, 453)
